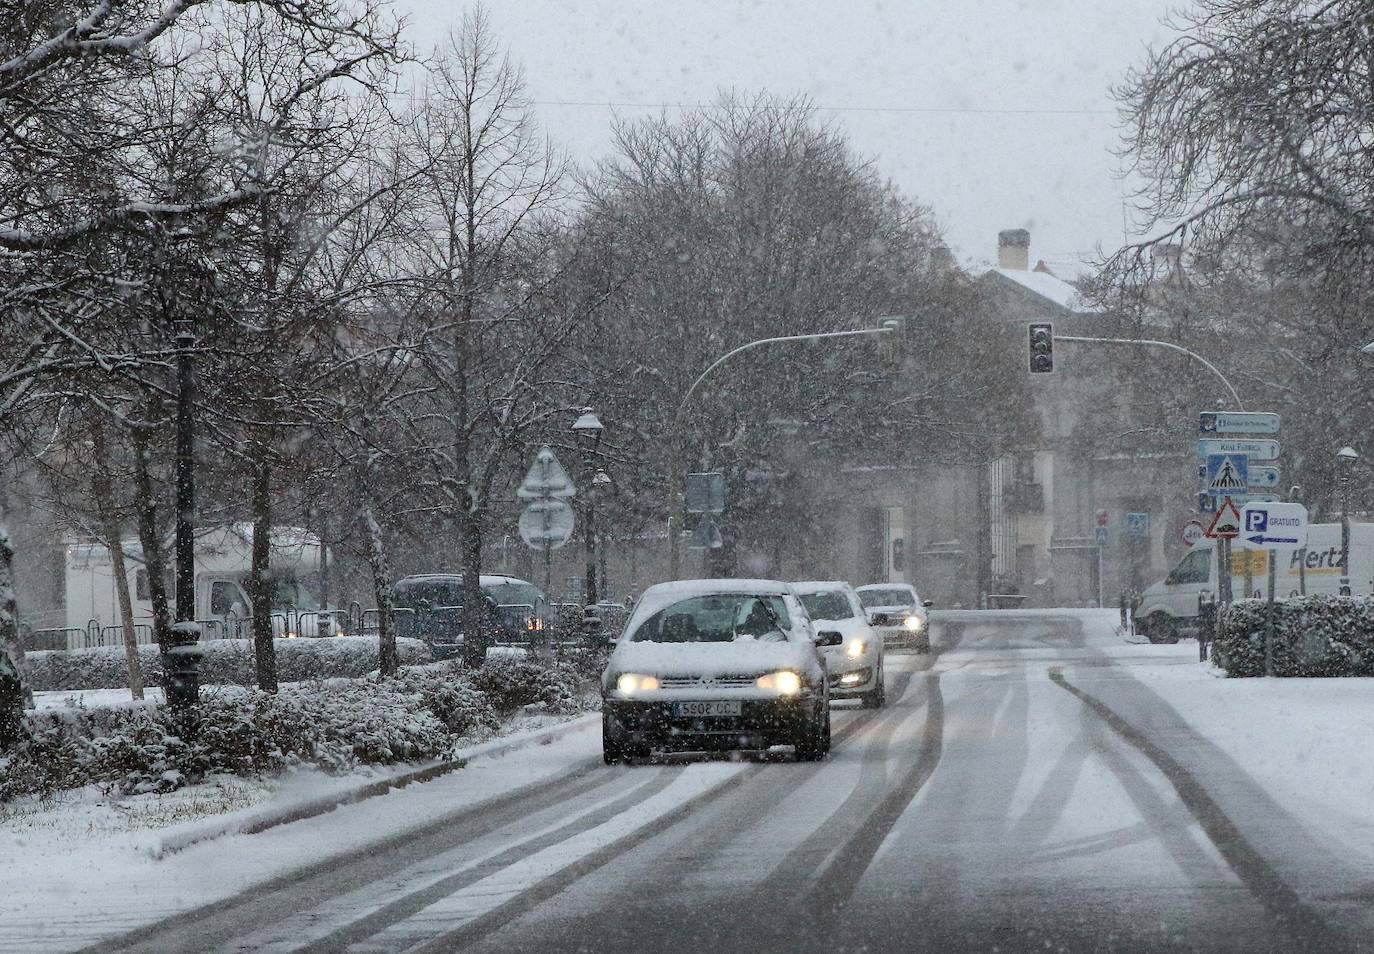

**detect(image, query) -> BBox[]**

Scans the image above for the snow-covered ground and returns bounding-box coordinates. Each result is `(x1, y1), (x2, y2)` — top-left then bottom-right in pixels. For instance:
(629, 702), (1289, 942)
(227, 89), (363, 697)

(0, 716), (601, 953)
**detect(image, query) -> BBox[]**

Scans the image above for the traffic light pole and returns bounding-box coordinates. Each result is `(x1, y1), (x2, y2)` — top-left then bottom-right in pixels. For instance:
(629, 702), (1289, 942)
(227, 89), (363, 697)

(1052, 335), (1244, 410)
(670, 321), (901, 577)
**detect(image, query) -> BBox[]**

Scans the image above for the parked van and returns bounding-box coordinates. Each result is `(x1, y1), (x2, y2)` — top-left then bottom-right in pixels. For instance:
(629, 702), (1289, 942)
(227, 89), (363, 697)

(1135, 521), (1374, 643)
(52, 525), (333, 650)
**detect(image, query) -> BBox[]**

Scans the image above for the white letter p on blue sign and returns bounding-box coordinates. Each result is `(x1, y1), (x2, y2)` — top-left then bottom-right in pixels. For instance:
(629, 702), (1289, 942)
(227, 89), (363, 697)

(1245, 510), (1267, 533)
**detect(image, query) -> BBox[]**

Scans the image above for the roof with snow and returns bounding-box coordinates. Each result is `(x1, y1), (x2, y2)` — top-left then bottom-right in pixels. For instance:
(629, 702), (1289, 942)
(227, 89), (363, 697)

(984, 267), (1089, 313)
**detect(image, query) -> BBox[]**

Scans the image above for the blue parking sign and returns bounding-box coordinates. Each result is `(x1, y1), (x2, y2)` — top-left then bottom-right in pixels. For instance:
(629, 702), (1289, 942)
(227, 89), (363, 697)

(1125, 513), (1149, 537)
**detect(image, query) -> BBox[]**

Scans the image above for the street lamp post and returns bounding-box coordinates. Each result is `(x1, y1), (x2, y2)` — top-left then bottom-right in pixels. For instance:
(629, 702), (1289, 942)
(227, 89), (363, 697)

(593, 468), (612, 600)
(165, 319), (201, 711)
(1338, 446), (1358, 593)
(572, 407), (604, 606)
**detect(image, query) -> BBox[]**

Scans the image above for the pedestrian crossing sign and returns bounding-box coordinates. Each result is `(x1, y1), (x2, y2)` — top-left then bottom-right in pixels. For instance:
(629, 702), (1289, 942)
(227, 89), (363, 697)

(1205, 454), (1249, 493)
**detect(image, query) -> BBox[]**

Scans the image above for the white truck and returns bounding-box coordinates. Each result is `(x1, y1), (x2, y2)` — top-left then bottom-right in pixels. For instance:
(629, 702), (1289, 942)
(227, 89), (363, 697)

(1135, 520), (1374, 643)
(56, 524), (334, 650)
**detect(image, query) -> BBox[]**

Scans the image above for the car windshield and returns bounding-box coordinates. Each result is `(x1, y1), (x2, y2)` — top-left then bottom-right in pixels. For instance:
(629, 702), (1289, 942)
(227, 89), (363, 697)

(391, 579), (463, 608)
(858, 588), (914, 609)
(799, 591), (854, 621)
(629, 595), (792, 643)
(482, 581), (544, 608)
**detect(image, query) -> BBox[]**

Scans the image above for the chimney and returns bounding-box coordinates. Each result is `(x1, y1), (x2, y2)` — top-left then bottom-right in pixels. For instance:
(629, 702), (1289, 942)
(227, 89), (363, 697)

(998, 229), (1030, 270)
(1151, 243), (1184, 284)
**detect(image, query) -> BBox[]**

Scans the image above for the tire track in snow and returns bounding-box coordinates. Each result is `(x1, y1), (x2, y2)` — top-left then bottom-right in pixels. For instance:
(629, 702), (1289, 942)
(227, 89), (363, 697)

(80, 761), (628, 954)
(1049, 668), (1354, 953)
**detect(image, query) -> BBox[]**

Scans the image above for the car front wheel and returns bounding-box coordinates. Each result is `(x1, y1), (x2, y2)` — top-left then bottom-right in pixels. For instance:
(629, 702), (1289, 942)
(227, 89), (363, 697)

(795, 705), (831, 761)
(860, 666), (886, 709)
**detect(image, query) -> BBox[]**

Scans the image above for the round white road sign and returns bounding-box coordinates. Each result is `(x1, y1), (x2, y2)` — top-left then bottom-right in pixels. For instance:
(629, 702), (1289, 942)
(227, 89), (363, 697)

(1182, 519), (1205, 546)
(518, 498), (575, 550)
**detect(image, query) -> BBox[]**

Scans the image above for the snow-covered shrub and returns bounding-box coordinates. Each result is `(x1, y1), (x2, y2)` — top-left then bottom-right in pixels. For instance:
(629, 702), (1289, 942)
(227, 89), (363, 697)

(24, 637), (433, 691)
(0, 652), (597, 801)
(1212, 595), (1374, 677)
(468, 655), (586, 713)
(390, 662), (500, 737)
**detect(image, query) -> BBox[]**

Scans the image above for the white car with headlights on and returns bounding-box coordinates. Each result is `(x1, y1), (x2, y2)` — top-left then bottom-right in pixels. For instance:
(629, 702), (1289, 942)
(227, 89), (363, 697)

(792, 581), (885, 708)
(855, 583), (933, 653)
(600, 579), (840, 764)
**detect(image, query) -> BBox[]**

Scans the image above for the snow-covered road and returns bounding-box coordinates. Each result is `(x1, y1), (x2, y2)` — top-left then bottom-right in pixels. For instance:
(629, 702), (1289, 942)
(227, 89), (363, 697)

(33, 614), (1374, 953)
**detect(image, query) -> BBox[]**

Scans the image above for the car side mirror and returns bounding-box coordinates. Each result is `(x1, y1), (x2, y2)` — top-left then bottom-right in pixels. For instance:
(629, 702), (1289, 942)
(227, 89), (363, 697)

(922, 599), (934, 608)
(814, 630), (843, 647)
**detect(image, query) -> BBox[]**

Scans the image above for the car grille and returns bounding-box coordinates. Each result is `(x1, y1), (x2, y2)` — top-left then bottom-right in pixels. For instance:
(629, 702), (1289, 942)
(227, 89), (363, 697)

(659, 675), (758, 689)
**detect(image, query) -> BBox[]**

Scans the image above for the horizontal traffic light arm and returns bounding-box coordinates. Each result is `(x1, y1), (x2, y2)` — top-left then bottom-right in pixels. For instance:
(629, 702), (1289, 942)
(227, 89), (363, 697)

(1052, 334), (1243, 410)
(677, 323), (899, 417)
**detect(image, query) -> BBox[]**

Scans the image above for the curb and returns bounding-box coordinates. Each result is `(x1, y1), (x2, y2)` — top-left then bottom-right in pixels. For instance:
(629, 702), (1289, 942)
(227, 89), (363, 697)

(153, 712), (599, 858)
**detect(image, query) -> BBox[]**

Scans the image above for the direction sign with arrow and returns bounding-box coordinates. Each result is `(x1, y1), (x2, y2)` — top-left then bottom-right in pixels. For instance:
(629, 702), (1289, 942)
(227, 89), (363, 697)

(1199, 412), (1280, 435)
(1196, 439), (1280, 461)
(1238, 502), (1308, 550)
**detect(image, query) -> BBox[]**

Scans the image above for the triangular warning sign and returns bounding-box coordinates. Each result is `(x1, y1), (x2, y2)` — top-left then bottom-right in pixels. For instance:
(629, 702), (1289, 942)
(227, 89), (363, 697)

(1205, 497), (1242, 538)
(516, 446), (577, 499)
(1209, 456), (1247, 491)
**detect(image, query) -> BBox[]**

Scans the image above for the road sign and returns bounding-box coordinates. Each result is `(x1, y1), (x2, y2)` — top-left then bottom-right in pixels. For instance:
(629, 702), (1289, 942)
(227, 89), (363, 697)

(1247, 466), (1280, 489)
(1095, 509), (1108, 528)
(1238, 502), (1308, 549)
(1182, 520), (1205, 546)
(1094, 526), (1108, 546)
(1196, 439), (1280, 461)
(688, 513), (723, 550)
(1198, 492), (1280, 513)
(516, 446), (576, 499)
(517, 498), (575, 550)
(1124, 512), (1150, 537)
(1205, 454), (1249, 493)
(1205, 498), (1243, 538)
(685, 472), (726, 514)
(1199, 412), (1280, 435)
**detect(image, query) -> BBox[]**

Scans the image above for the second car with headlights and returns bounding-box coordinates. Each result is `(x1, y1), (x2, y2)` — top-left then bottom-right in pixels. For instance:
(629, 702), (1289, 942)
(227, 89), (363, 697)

(855, 583), (933, 653)
(792, 581), (885, 708)
(600, 579), (838, 764)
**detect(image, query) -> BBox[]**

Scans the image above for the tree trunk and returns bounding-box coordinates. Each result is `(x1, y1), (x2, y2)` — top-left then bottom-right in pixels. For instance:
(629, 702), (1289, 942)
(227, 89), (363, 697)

(0, 509), (33, 724)
(364, 496), (398, 676)
(457, 503), (486, 668)
(91, 415), (144, 700)
(132, 428), (173, 653)
(249, 454), (277, 692)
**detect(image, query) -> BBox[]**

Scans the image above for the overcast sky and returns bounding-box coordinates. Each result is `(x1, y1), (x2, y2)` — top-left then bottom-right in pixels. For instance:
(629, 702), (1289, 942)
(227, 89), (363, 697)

(394, 0), (1180, 268)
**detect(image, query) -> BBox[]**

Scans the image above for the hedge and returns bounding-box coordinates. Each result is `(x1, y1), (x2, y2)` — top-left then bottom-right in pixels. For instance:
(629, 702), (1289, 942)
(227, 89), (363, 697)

(1212, 594), (1374, 677)
(23, 636), (433, 692)
(0, 656), (591, 801)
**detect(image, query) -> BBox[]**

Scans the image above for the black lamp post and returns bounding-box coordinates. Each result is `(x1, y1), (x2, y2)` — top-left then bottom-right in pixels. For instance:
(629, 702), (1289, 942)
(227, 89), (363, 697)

(572, 407), (604, 606)
(165, 319), (201, 710)
(593, 468), (612, 600)
(1338, 446), (1359, 593)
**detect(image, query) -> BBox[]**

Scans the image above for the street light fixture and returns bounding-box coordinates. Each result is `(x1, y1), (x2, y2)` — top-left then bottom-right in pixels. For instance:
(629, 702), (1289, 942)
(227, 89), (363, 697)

(571, 407), (605, 605)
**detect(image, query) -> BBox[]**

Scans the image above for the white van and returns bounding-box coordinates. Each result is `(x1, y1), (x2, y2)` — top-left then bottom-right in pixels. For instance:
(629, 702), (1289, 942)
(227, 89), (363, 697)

(58, 524), (333, 649)
(1135, 521), (1374, 642)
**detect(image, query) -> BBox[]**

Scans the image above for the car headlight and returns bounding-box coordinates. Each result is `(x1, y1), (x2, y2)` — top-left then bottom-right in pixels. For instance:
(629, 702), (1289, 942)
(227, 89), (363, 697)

(903, 615), (923, 631)
(615, 673), (660, 695)
(756, 670), (802, 696)
(846, 639), (866, 658)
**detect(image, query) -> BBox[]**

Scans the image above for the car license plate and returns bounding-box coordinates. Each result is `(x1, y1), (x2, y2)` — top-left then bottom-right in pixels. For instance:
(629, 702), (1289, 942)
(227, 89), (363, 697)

(672, 700), (741, 718)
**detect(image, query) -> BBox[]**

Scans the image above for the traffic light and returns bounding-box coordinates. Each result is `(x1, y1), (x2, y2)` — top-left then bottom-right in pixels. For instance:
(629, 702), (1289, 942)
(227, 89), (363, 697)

(1027, 322), (1054, 374)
